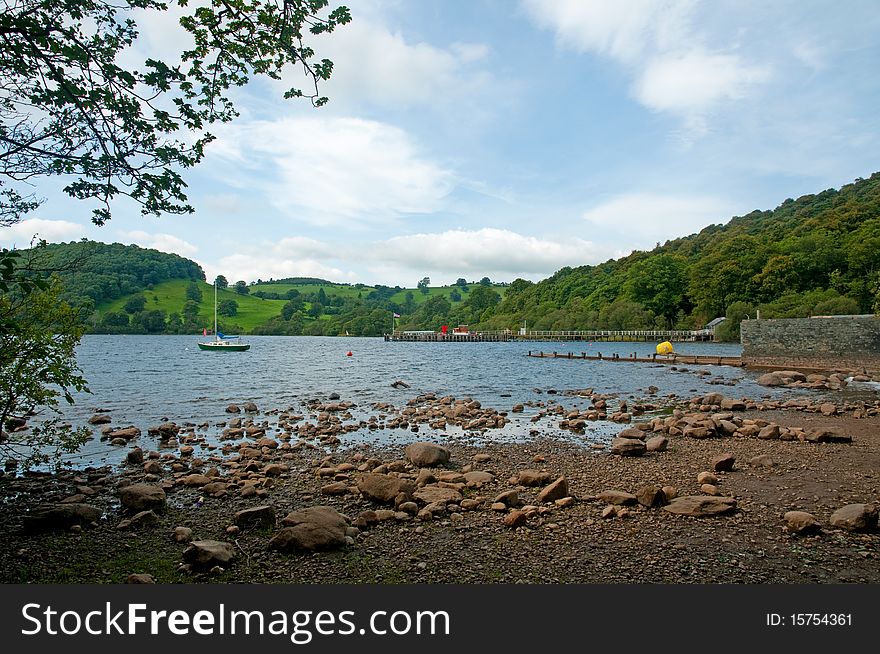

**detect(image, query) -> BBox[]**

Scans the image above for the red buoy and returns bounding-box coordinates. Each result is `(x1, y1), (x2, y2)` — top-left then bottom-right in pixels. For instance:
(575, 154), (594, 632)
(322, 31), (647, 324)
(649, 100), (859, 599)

(347, 351), (353, 357)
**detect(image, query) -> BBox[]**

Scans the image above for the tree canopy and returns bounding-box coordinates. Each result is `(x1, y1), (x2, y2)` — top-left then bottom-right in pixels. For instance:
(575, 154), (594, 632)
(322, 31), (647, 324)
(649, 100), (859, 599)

(0, 0), (351, 225)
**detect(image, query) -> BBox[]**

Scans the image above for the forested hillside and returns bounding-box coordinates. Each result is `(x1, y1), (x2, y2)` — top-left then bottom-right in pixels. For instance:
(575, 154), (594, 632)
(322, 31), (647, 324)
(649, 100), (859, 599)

(477, 172), (880, 340)
(31, 241), (204, 310)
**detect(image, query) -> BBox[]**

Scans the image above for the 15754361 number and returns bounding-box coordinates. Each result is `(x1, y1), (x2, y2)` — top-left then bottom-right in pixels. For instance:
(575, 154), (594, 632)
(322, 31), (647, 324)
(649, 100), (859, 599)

(790, 614), (852, 626)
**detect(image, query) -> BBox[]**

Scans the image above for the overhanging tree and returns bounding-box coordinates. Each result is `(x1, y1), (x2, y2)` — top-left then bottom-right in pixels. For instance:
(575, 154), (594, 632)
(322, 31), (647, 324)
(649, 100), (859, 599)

(0, 0), (351, 225)
(0, 0), (350, 469)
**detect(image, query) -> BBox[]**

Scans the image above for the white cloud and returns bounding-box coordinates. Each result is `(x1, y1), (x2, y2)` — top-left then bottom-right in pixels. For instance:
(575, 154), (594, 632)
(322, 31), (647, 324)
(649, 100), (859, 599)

(582, 193), (734, 246)
(0, 218), (85, 246)
(522, 0), (769, 128)
(211, 116), (455, 224)
(635, 50), (770, 115)
(123, 230), (199, 257)
(318, 18), (492, 109)
(371, 228), (603, 277)
(521, 0), (693, 61)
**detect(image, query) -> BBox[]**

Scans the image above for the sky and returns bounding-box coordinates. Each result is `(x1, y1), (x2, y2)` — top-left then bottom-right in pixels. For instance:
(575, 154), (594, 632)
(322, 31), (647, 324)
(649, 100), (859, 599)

(3, 0), (880, 287)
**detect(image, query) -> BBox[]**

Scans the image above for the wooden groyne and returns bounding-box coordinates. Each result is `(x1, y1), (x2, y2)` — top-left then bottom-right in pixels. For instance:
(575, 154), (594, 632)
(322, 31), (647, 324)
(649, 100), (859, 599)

(385, 329), (717, 343)
(527, 350), (744, 367)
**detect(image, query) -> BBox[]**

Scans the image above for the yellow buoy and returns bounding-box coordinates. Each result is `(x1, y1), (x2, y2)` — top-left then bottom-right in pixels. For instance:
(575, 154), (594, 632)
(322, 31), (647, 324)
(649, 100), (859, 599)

(656, 341), (674, 355)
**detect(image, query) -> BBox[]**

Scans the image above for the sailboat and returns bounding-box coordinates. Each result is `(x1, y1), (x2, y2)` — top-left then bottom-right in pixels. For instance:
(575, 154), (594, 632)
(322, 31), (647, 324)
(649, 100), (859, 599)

(198, 281), (250, 351)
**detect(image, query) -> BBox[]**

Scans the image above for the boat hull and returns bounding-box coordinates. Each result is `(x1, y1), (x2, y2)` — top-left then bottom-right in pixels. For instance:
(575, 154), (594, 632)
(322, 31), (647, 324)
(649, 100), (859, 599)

(198, 342), (250, 351)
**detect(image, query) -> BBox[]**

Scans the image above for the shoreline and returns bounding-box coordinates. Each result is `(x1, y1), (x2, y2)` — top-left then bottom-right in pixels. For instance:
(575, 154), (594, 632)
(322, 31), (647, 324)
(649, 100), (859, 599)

(1, 374), (878, 584)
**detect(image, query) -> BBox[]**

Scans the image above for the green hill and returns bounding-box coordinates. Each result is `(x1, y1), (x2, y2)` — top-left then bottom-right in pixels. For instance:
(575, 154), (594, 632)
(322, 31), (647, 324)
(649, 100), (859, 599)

(98, 279), (286, 333)
(478, 172), (880, 339)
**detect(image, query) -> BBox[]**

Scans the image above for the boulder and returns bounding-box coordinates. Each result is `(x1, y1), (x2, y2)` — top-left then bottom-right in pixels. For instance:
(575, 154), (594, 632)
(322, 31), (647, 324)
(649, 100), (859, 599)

(463, 471), (494, 486)
(88, 414), (112, 425)
(107, 426), (141, 441)
(749, 454), (774, 468)
(357, 474), (414, 504)
(22, 503), (102, 531)
(536, 476), (569, 503)
(182, 540), (235, 569)
(757, 425), (780, 440)
(118, 483), (166, 512)
(645, 436), (668, 452)
(516, 469), (553, 486)
(503, 510), (528, 528)
(405, 442), (451, 467)
(757, 373), (784, 387)
(493, 490), (520, 507)
(829, 504), (878, 532)
(598, 490), (637, 506)
(610, 438), (646, 456)
(663, 495), (737, 517)
(413, 484), (462, 505)
(616, 427), (646, 440)
(116, 510), (159, 531)
(711, 453), (736, 472)
(804, 429), (852, 444)
(173, 526), (193, 543)
(126, 574), (156, 584)
(270, 506), (348, 552)
(719, 398), (746, 411)
(126, 447), (144, 465)
(636, 485), (666, 508)
(234, 505), (276, 529)
(784, 511), (821, 535)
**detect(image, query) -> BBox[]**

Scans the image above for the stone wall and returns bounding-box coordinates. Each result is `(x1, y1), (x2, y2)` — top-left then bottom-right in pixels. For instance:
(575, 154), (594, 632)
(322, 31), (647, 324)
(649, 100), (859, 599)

(740, 315), (880, 374)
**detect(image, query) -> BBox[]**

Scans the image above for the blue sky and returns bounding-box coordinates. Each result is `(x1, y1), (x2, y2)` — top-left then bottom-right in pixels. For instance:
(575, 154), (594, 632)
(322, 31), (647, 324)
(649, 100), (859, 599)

(3, 0), (880, 287)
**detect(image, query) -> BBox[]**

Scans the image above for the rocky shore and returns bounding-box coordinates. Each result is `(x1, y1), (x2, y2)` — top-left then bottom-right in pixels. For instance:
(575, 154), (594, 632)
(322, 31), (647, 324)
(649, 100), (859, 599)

(1, 369), (878, 584)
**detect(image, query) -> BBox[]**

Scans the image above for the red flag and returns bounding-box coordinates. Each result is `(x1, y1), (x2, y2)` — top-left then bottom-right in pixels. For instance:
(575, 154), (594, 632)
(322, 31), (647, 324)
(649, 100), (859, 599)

(441, 325), (448, 333)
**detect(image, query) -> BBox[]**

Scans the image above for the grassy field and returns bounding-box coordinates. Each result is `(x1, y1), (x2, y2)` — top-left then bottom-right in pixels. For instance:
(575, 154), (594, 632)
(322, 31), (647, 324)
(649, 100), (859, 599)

(98, 279), (286, 332)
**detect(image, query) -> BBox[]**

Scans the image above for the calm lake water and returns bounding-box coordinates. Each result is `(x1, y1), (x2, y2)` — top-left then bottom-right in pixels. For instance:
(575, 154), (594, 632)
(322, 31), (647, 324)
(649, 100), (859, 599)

(43, 335), (870, 469)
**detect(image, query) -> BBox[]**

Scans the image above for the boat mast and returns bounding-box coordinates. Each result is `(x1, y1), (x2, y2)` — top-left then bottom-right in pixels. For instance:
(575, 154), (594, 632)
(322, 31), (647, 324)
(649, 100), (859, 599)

(214, 279), (218, 340)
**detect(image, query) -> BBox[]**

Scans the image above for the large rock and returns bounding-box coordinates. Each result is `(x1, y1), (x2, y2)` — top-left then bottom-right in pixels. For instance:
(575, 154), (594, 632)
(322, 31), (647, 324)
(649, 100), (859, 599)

(516, 469), (553, 486)
(636, 485), (666, 508)
(804, 429), (852, 444)
(404, 442), (450, 467)
(357, 474), (414, 504)
(645, 436), (668, 452)
(663, 495), (737, 517)
(463, 471), (494, 486)
(107, 426), (141, 441)
(234, 505), (276, 529)
(757, 373), (784, 387)
(118, 483), (166, 512)
(829, 504), (878, 532)
(719, 398), (746, 411)
(610, 437), (646, 456)
(598, 490), (637, 506)
(536, 476), (569, 503)
(270, 506), (348, 552)
(784, 511), (821, 535)
(413, 484), (462, 505)
(22, 503), (102, 531)
(116, 510), (159, 531)
(183, 540), (235, 569)
(711, 453), (736, 472)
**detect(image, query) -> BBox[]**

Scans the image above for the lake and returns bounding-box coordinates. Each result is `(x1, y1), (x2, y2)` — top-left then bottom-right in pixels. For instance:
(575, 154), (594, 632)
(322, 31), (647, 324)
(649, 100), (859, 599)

(44, 335), (857, 469)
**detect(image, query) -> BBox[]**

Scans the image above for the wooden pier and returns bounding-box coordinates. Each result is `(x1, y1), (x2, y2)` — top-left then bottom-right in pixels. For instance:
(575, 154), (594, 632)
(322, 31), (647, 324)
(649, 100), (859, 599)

(385, 329), (716, 343)
(385, 330), (512, 342)
(527, 350), (744, 367)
